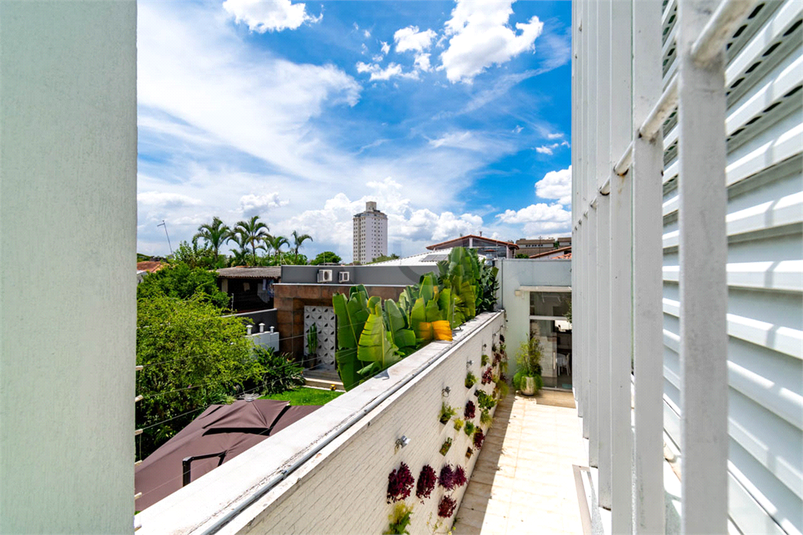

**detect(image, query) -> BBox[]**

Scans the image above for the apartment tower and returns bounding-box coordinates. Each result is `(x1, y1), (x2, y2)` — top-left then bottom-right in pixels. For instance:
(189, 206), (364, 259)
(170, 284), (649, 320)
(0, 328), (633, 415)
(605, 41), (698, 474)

(352, 201), (387, 264)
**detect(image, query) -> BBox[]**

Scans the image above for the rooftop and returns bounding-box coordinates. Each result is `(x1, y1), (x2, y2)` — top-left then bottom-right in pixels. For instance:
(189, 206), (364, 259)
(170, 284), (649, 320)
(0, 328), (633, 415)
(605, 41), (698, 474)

(216, 266), (281, 279)
(427, 235), (519, 251)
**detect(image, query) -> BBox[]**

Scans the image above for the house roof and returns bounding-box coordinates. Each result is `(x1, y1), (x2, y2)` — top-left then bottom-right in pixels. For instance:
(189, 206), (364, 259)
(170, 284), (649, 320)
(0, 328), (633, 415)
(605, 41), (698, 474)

(136, 261), (164, 273)
(552, 252), (572, 260)
(216, 266), (281, 279)
(529, 245), (572, 259)
(426, 235), (518, 251)
(370, 248), (457, 266)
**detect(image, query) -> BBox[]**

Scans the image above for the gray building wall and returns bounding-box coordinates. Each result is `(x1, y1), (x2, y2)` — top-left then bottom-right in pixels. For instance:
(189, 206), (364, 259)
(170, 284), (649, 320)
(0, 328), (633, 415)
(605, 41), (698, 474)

(497, 259), (572, 377)
(281, 265), (436, 286)
(0, 3), (137, 532)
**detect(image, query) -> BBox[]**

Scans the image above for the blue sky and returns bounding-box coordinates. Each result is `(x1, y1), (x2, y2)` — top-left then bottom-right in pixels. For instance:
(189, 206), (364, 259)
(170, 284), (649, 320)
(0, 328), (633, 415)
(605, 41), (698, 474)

(137, 0), (573, 260)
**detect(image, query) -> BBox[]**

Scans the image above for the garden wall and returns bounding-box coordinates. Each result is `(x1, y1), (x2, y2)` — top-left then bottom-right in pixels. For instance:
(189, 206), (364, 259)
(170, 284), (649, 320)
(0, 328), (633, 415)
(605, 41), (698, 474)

(137, 311), (505, 535)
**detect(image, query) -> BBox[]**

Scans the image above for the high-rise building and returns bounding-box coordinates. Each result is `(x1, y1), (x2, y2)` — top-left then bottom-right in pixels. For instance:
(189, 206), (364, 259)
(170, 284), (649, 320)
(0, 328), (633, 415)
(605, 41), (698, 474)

(352, 201), (387, 264)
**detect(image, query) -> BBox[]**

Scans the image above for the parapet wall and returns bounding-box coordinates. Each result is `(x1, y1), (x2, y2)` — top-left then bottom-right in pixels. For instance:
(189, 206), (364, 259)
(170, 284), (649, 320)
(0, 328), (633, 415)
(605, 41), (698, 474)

(137, 311), (505, 535)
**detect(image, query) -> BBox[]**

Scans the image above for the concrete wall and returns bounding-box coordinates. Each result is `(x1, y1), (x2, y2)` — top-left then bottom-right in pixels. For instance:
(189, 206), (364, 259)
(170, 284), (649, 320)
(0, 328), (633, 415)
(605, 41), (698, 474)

(274, 283), (408, 359)
(0, 2), (137, 533)
(136, 312), (504, 534)
(497, 259), (572, 377)
(281, 265), (434, 285)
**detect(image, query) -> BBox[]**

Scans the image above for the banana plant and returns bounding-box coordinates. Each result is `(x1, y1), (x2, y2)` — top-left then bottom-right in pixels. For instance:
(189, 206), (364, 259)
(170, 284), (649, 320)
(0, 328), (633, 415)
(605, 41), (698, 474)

(333, 285), (370, 390)
(411, 273), (451, 343)
(357, 300), (400, 379)
(383, 299), (417, 356)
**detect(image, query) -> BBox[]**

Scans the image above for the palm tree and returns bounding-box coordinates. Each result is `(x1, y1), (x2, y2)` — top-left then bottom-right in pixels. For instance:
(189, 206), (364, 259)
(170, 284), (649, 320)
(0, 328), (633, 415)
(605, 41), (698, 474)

(265, 235), (290, 263)
(233, 215), (270, 264)
(291, 230), (313, 256)
(193, 217), (230, 260)
(226, 231), (251, 266)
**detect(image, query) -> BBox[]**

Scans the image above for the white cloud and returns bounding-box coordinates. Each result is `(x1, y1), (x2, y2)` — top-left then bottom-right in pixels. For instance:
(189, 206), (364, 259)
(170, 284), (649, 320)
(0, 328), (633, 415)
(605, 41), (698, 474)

(381, 41), (391, 55)
(239, 192), (289, 216)
(495, 202), (571, 236)
(394, 26), (437, 53)
(429, 131), (472, 149)
(356, 61), (418, 82)
(440, 0), (544, 83)
(278, 179), (484, 257)
(372, 54), (384, 62)
(222, 0), (321, 33)
(138, 191), (203, 207)
(513, 125), (523, 134)
(535, 140), (570, 155)
(414, 53), (431, 72)
(547, 132), (563, 139)
(364, 29), (371, 38)
(361, 43), (369, 54)
(535, 166), (571, 206)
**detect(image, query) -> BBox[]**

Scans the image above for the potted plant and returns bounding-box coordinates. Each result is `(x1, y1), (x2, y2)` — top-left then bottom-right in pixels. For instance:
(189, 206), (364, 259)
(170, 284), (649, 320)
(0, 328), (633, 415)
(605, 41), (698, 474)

(439, 402), (457, 424)
(513, 336), (543, 396)
(306, 323), (318, 366)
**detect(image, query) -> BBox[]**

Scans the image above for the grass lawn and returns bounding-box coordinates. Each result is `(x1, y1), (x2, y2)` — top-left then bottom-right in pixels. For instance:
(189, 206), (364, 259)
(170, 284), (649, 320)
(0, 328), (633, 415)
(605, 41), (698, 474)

(260, 387), (343, 406)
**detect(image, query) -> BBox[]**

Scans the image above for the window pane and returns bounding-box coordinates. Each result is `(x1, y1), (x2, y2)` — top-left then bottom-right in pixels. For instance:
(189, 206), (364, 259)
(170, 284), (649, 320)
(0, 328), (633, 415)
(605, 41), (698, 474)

(529, 291), (571, 317)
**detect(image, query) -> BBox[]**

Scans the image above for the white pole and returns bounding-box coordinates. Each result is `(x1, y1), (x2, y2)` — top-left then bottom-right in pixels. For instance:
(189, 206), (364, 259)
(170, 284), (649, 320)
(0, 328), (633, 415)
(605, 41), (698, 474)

(595, 0), (613, 510)
(609, 0), (634, 530)
(632, 0), (666, 532)
(677, 0), (729, 532)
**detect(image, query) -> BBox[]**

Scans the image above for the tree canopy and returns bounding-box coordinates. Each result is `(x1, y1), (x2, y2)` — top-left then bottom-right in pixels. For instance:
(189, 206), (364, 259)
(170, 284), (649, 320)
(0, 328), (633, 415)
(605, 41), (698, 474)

(311, 251), (342, 265)
(137, 262), (229, 308)
(136, 294), (258, 458)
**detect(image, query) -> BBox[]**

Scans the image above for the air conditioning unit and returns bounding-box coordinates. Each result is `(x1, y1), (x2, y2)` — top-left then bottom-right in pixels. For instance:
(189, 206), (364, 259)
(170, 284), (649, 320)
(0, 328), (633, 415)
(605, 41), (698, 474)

(317, 269), (333, 283)
(338, 271), (350, 283)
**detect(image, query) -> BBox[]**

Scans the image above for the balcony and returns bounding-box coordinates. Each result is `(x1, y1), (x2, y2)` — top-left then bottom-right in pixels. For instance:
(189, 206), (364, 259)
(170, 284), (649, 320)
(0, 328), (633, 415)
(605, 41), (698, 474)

(135, 311), (590, 534)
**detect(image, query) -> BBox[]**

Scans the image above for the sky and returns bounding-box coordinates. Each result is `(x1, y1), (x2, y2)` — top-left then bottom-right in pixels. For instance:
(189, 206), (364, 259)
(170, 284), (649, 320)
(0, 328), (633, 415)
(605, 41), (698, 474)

(137, 0), (573, 260)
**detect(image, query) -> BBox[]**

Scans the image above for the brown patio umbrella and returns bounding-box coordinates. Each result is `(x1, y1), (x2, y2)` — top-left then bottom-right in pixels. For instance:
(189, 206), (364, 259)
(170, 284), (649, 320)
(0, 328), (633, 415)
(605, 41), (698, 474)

(135, 399), (321, 511)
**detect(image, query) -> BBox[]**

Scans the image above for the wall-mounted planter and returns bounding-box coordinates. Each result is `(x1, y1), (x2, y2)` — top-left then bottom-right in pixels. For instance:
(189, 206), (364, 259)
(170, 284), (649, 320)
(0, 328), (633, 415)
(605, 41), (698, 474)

(439, 438), (453, 456)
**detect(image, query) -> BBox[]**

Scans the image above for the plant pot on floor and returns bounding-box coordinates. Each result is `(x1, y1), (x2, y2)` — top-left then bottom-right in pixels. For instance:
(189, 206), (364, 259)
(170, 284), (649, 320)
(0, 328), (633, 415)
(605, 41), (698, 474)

(521, 376), (537, 396)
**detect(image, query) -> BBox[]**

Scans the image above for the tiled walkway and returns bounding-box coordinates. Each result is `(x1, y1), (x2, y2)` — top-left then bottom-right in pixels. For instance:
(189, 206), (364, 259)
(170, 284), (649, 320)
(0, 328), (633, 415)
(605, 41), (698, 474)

(454, 391), (585, 534)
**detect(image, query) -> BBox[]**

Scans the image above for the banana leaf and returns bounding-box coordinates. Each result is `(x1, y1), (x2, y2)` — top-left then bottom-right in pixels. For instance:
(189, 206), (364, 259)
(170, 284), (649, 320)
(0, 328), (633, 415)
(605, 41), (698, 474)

(384, 299), (416, 356)
(357, 301), (400, 373)
(411, 297), (431, 344)
(438, 287), (455, 328)
(333, 290), (370, 390)
(419, 273), (436, 302)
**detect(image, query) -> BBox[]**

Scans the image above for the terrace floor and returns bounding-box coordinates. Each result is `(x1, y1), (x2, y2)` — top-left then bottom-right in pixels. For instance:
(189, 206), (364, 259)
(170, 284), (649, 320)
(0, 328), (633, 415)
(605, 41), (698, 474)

(454, 390), (586, 535)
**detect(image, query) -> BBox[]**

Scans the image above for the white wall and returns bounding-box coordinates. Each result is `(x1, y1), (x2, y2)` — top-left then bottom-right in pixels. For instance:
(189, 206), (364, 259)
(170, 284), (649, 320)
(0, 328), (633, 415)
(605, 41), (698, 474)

(0, 2), (137, 532)
(136, 312), (504, 534)
(497, 259), (572, 377)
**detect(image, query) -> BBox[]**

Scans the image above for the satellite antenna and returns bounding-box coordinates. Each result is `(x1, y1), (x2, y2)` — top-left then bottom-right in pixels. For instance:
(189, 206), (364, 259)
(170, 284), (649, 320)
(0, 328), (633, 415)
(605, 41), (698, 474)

(157, 220), (173, 254)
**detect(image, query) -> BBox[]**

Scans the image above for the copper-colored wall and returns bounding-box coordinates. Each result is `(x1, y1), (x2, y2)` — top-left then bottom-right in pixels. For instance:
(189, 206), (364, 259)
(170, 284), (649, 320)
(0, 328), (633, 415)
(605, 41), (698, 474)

(273, 284), (407, 360)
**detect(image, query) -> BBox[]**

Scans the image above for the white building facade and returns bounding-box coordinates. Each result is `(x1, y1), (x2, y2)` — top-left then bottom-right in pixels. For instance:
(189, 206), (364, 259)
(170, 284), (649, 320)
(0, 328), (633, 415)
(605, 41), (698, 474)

(572, 0), (801, 533)
(352, 201), (388, 264)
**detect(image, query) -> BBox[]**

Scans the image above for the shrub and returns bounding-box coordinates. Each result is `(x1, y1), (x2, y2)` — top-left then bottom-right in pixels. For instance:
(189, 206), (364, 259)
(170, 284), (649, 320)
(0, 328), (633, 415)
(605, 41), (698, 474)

(465, 371), (477, 389)
(453, 418), (464, 432)
(385, 503), (413, 535)
(438, 495), (457, 518)
(387, 463), (415, 503)
(137, 262), (229, 308)
(464, 421), (476, 437)
(439, 402), (457, 424)
(453, 465), (467, 487)
(473, 428), (485, 448)
(464, 400), (476, 420)
(252, 347), (305, 395)
(480, 409), (492, 426)
(416, 465), (437, 501)
(477, 390), (496, 410)
(439, 464), (458, 490)
(481, 367), (493, 385)
(516, 337), (543, 377)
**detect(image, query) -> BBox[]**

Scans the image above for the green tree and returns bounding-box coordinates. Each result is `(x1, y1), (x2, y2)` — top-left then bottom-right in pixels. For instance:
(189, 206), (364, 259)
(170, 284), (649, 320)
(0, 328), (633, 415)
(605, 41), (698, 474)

(291, 230), (313, 256)
(193, 216), (231, 261)
(169, 240), (218, 269)
(515, 253), (530, 259)
(136, 294), (259, 458)
(226, 231), (252, 266)
(265, 235), (290, 263)
(233, 215), (270, 265)
(368, 254), (400, 264)
(311, 251), (342, 265)
(137, 262), (229, 308)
